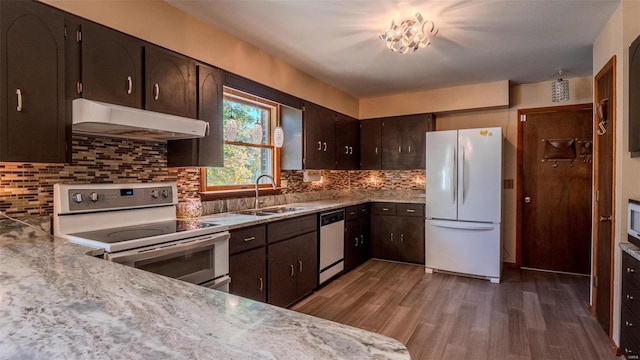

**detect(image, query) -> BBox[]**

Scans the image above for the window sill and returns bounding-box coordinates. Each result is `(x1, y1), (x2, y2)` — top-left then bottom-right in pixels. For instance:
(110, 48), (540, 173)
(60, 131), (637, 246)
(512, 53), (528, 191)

(199, 188), (283, 201)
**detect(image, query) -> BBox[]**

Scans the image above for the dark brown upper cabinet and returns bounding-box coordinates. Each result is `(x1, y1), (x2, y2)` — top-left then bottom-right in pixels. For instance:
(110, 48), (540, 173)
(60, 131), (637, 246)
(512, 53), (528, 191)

(0, 0), (68, 163)
(303, 102), (336, 169)
(364, 113), (435, 170)
(167, 64), (224, 167)
(336, 113), (360, 170)
(630, 34), (640, 157)
(78, 21), (143, 109)
(360, 119), (382, 169)
(144, 44), (197, 119)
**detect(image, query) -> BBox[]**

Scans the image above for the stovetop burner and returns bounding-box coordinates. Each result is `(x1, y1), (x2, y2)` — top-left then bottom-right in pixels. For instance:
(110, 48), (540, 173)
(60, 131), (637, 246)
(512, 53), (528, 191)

(69, 220), (218, 244)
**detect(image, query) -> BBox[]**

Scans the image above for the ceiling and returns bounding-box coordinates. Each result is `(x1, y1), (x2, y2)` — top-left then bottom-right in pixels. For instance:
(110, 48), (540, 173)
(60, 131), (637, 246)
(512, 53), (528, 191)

(165, 0), (619, 98)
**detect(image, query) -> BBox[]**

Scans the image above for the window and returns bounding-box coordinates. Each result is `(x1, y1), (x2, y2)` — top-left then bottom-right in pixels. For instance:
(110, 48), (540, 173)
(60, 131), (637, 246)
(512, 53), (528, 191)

(201, 89), (280, 193)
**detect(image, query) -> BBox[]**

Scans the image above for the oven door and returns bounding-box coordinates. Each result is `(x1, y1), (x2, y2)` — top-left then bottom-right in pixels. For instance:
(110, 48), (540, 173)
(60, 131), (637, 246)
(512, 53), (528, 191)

(106, 231), (229, 287)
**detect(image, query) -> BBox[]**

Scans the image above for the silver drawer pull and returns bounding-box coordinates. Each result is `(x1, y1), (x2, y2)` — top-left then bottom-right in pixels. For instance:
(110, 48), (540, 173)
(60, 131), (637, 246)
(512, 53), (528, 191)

(406, 209), (415, 213)
(127, 76), (132, 95)
(349, 211), (356, 216)
(355, 238), (359, 247)
(627, 294), (635, 300)
(290, 264), (294, 277)
(318, 141), (322, 151)
(16, 89), (23, 112)
(626, 321), (635, 327)
(259, 277), (263, 292)
(625, 348), (633, 354)
(345, 146), (349, 154)
(349, 146), (353, 154)
(360, 235), (364, 245)
(628, 267), (636, 273)
(153, 83), (160, 100)
(382, 208), (389, 211)
(323, 142), (327, 151)
(243, 236), (256, 242)
(298, 260), (303, 273)
(390, 233), (394, 242)
(401, 234), (404, 243)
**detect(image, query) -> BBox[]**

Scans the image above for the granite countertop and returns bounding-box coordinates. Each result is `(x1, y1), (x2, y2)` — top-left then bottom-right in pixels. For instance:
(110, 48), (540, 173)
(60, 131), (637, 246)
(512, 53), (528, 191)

(200, 195), (425, 230)
(0, 216), (410, 358)
(621, 241), (640, 261)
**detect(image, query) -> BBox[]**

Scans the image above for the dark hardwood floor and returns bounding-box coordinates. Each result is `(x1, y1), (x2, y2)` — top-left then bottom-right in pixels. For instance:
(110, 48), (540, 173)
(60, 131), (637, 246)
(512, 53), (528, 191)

(292, 260), (616, 360)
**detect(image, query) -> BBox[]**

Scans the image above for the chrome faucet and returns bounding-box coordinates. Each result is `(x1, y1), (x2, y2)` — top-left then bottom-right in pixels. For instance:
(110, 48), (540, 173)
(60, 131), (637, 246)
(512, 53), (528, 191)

(255, 174), (276, 209)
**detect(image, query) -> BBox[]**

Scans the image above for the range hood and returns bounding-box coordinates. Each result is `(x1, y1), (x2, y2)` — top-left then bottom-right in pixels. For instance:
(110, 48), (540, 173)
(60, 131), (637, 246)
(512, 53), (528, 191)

(72, 98), (208, 141)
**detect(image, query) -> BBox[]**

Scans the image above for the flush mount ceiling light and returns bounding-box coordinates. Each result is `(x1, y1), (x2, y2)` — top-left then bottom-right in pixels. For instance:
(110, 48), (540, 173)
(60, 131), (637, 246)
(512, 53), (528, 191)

(379, 11), (438, 54)
(551, 70), (570, 102)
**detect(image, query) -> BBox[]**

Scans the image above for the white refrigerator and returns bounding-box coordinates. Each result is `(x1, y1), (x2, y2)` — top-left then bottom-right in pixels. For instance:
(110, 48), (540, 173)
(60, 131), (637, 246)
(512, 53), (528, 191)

(425, 127), (502, 283)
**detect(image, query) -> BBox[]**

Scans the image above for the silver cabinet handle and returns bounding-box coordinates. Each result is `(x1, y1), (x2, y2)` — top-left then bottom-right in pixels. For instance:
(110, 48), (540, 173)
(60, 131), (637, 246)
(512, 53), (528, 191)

(398, 146), (402, 153)
(205, 122), (210, 136)
(390, 233), (394, 242)
(259, 277), (263, 292)
(627, 294), (635, 300)
(290, 264), (294, 277)
(323, 142), (327, 151)
(355, 238), (359, 247)
(408, 145), (411, 153)
(345, 146), (349, 154)
(375, 147), (378, 154)
(243, 236), (256, 242)
(127, 76), (132, 95)
(317, 141), (322, 151)
(626, 321), (635, 327)
(349, 211), (357, 216)
(401, 234), (404, 243)
(382, 208), (389, 211)
(16, 89), (22, 112)
(153, 83), (160, 100)
(406, 209), (415, 213)
(628, 267), (636, 273)
(625, 348), (633, 354)
(298, 260), (303, 273)
(349, 146), (353, 154)
(360, 235), (364, 245)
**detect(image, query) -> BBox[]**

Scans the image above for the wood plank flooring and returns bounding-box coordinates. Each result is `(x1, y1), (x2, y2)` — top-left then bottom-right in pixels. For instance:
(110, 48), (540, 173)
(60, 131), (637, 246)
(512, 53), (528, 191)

(292, 260), (616, 360)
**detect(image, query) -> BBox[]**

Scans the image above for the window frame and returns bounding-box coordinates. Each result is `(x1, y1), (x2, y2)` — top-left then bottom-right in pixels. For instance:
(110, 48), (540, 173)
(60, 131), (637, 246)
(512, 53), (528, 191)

(199, 88), (281, 196)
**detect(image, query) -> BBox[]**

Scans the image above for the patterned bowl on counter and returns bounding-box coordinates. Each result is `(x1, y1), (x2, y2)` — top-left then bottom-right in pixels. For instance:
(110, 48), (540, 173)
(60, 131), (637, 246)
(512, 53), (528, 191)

(176, 198), (202, 218)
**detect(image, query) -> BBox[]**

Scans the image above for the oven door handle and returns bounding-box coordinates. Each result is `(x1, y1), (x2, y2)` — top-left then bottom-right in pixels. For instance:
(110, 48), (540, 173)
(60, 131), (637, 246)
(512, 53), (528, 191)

(106, 232), (230, 264)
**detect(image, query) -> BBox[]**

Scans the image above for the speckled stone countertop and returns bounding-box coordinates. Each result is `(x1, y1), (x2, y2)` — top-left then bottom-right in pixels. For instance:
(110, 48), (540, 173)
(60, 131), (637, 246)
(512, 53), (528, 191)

(621, 242), (640, 261)
(0, 222), (409, 359)
(200, 195), (425, 230)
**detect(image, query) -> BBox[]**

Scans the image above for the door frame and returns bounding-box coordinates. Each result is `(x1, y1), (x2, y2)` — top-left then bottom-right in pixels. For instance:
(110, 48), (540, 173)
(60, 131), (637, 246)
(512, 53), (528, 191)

(515, 103), (594, 269)
(591, 55), (617, 339)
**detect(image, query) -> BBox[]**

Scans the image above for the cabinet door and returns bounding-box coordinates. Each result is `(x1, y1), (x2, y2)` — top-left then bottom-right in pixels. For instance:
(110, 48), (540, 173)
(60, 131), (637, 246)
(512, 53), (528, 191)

(80, 21), (143, 109)
(397, 216), (425, 264)
(358, 204), (371, 265)
(294, 232), (318, 299)
(360, 119), (381, 169)
(402, 114), (428, 169)
(336, 114), (360, 170)
(630, 35), (640, 155)
(344, 219), (361, 271)
(167, 64), (224, 167)
(303, 102), (335, 169)
(381, 118), (403, 170)
(371, 215), (397, 260)
(145, 45), (197, 118)
(268, 239), (297, 307)
(0, 0), (66, 162)
(230, 247), (266, 302)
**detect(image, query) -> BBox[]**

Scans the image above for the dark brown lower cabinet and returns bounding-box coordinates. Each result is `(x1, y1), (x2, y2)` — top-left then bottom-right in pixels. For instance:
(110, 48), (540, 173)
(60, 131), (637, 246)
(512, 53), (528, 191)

(344, 204), (370, 271)
(621, 251), (640, 358)
(229, 247), (266, 302)
(371, 203), (425, 265)
(268, 231), (318, 308)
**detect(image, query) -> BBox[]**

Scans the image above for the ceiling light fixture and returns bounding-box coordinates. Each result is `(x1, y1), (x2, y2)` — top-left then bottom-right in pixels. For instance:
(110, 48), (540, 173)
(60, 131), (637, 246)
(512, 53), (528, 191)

(551, 70), (570, 102)
(379, 11), (438, 54)
(252, 120), (263, 144)
(225, 113), (238, 142)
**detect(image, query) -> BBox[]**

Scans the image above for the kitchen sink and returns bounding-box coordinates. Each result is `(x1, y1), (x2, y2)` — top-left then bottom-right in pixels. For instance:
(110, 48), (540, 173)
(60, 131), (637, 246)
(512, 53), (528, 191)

(234, 209), (272, 216)
(260, 206), (306, 214)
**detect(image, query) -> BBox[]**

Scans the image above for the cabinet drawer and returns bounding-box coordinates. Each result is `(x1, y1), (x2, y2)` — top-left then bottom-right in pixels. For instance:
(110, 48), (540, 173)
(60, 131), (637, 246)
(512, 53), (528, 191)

(345, 205), (360, 221)
(624, 252), (640, 287)
(397, 203), (425, 217)
(268, 214), (317, 243)
(372, 203), (396, 216)
(229, 225), (266, 255)
(623, 276), (640, 315)
(358, 203), (370, 218)
(621, 329), (640, 360)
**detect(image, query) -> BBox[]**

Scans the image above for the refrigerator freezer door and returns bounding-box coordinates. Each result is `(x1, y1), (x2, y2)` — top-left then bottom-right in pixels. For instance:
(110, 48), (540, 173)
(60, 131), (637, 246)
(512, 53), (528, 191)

(457, 127), (502, 223)
(425, 219), (501, 281)
(426, 130), (458, 220)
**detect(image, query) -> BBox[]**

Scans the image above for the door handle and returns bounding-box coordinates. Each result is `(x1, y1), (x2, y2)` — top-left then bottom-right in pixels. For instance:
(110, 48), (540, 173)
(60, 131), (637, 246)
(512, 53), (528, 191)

(524, 197), (531, 203)
(398, 146), (402, 153)
(408, 145), (411, 153)
(355, 238), (359, 247)
(290, 264), (295, 277)
(127, 76), (133, 95)
(16, 89), (23, 112)
(599, 215), (612, 222)
(259, 277), (263, 292)
(375, 147), (378, 155)
(345, 146), (349, 154)
(323, 142), (327, 151)
(243, 236), (256, 242)
(360, 234), (364, 245)
(318, 141), (322, 151)
(349, 146), (353, 154)
(390, 233), (394, 242)
(153, 83), (160, 100)
(298, 260), (303, 273)
(400, 234), (404, 243)
(452, 146), (457, 204)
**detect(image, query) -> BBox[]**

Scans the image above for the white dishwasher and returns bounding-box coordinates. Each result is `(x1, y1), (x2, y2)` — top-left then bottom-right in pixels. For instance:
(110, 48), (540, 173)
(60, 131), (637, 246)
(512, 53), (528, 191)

(319, 209), (345, 284)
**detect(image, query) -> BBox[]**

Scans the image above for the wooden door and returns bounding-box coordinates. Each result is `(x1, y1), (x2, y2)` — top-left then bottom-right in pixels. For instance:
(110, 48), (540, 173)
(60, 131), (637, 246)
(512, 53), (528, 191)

(1, 0), (66, 163)
(397, 216), (425, 264)
(145, 44), (197, 118)
(381, 118), (403, 170)
(371, 215), (397, 260)
(360, 119), (382, 169)
(229, 247), (266, 302)
(267, 239), (296, 307)
(168, 64), (224, 167)
(294, 232), (318, 299)
(520, 105), (593, 274)
(303, 102), (334, 169)
(593, 56), (616, 335)
(344, 219), (360, 271)
(336, 114), (359, 170)
(81, 21), (143, 109)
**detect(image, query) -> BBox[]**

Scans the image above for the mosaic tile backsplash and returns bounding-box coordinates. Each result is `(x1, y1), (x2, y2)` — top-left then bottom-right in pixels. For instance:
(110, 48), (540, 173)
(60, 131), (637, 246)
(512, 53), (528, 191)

(0, 135), (425, 217)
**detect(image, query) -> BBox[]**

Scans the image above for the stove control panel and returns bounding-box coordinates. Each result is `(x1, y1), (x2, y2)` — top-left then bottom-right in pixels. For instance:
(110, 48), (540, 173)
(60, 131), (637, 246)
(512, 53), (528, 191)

(64, 184), (175, 212)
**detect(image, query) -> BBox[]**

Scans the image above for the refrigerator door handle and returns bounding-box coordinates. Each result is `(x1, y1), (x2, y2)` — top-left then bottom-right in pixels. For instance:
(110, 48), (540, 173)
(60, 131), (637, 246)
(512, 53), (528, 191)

(452, 146), (457, 204)
(461, 146), (467, 204)
(430, 221), (495, 231)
